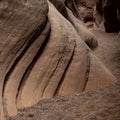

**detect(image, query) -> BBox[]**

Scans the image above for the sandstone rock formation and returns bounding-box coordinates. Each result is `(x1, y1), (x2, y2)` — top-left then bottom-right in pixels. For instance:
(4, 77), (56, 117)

(0, 0), (119, 119)
(0, 0), (48, 119)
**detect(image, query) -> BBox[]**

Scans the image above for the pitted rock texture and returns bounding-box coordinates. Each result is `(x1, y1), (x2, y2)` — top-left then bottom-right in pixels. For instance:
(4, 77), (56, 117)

(8, 84), (120, 120)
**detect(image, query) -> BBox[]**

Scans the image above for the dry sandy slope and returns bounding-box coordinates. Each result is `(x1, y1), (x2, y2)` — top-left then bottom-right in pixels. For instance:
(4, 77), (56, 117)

(93, 31), (120, 81)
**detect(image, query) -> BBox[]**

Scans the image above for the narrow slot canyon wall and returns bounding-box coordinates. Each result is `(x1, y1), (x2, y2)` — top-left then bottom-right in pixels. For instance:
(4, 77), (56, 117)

(0, 0), (119, 119)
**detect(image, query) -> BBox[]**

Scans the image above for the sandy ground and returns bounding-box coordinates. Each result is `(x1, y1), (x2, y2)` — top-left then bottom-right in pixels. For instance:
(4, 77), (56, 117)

(93, 30), (120, 81)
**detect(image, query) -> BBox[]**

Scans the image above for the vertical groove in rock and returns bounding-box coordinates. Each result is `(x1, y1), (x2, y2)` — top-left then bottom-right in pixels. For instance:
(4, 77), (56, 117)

(83, 48), (91, 91)
(16, 23), (51, 108)
(16, 1), (76, 108)
(53, 45), (76, 96)
(3, 22), (50, 117)
(0, 0), (48, 119)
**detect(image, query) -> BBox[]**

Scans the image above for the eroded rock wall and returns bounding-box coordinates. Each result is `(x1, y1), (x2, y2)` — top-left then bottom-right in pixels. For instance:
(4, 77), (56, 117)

(0, 0), (118, 119)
